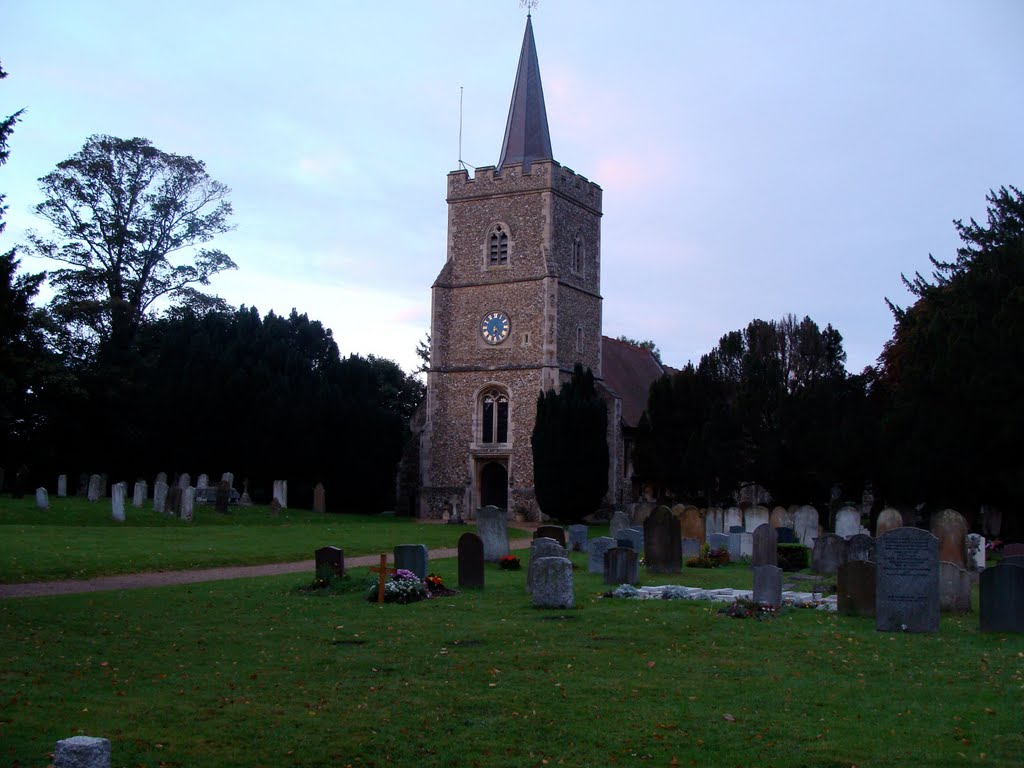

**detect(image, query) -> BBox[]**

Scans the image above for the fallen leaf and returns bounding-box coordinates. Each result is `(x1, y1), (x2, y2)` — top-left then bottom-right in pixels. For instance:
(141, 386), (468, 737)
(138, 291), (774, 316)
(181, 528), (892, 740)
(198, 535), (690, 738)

(723, 713), (736, 722)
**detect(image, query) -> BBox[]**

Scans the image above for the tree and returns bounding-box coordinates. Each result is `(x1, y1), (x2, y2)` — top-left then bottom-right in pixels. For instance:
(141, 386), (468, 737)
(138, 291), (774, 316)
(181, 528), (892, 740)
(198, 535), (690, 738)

(26, 135), (236, 358)
(615, 335), (662, 364)
(532, 364), (608, 522)
(414, 332), (431, 374)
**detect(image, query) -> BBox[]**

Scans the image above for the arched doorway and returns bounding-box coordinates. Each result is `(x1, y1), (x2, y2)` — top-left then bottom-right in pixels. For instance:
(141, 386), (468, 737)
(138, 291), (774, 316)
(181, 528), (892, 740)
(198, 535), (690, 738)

(479, 461), (508, 511)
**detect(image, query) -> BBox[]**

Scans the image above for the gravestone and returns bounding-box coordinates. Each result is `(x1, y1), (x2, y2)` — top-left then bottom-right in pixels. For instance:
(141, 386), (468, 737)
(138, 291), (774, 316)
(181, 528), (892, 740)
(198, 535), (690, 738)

(221, 471), (234, 488)
(111, 482), (126, 522)
(752, 565), (783, 608)
(35, 487), (49, 510)
(745, 505), (770, 533)
(167, 485), (182, 515)
(835, 506), (861, 538)
(394, 544), (429, 580)
(272, 479), (288, 508)
(457, 532), (484, 589)
(531, 556), (574, 609)
(99, 474), (108, 497)
(604, 546), (639, 585)
(707, 532), (730, 552)
(528, 537), (567, 593)
(178, 473), (190, 490)
(981, 506), (1002, 539)
(87, 474), (102, 502)
(215, 480), (230, 513)
(631, 502), (657, 526)
(930, 509), (968, 569)
(706, 507), (724, 536)
(588, 536), (618, 574)
(793, 506), (819, 547)
(979, 563), (1024, 633)
(966, 533), (985, 571)
(751, 523), (778, 567)
(617, 527), (644, 555)
(812, 533), (848, 575)
(153, 481), (169, 514)
(680, 506), (705, 542)
(239, 478), (252, 506)
(315, 546), (344, 580)
(875, 507), (903, 537)
(155, 471), (167, 487)
(770, 506), (792, 530)
(180, 487), (195, 522)
(312, 482), (326, 513)
(54, 735), (111, 768)
(643, 506), (681, 573)
(837, 560), (877, 617)
(681, 537), (701, 560)
(534, 525), (566, 548)
(775, 527), (798, 544)
(728, 531), (753, 562)
(568, 524), (588, 552)
(1001, 555), (1024, 568)
(847, 533), (876, 563)
(609, 510), (631, 540)
(132, 480), (147, 508)
(57, 474), (67, 497)
(476, 505), (509, 561)
(876, 527), (939, 633)
(939, 561), (972, 613)
(1003, 543), (1024, 557)
(196, 473), (209, 490)
(724, 507), (743, 532)
(729, 525), (744, 534)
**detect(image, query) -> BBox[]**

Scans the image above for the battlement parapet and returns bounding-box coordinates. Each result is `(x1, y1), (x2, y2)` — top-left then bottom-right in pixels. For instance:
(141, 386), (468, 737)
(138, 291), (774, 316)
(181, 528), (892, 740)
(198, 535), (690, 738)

(448, 159), (602, 211)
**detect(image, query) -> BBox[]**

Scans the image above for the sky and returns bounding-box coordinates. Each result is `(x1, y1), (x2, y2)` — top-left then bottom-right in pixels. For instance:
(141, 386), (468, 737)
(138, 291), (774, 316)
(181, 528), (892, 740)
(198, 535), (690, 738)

(2, 1), (1022, 375)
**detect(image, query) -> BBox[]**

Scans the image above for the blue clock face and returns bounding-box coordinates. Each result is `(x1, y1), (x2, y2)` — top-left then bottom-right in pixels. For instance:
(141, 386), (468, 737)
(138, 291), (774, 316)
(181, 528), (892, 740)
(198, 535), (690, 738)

(480, 311), (510, 345)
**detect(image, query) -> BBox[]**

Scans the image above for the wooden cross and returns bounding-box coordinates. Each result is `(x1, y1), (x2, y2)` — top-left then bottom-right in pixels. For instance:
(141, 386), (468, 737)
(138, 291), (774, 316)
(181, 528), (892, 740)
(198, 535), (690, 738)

(368, 553), (396, 605)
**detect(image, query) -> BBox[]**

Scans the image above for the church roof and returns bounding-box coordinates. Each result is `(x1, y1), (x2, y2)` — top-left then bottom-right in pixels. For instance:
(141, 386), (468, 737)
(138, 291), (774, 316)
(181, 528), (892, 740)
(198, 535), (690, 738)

(497, 15), (553, 171)
(601, 336), (667, 429)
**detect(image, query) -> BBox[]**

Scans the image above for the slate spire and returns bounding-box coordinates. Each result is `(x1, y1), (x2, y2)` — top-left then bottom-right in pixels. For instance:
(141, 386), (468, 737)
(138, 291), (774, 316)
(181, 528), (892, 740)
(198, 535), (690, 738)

(497, 14), (552, 171)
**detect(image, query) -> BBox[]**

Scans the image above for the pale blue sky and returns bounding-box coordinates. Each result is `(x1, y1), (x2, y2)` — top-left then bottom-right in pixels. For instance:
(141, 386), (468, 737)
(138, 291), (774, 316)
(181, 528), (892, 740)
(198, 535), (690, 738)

(3, 1), (1022, 374)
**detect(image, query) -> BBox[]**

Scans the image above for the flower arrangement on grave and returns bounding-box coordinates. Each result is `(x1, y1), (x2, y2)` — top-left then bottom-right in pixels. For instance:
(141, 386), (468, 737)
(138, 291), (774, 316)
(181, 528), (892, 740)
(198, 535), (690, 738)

(499, 555), (521, 570)
(985, 538), (1002, 552)
(719, 598), (777, 622)
(424, 573), (458, 597)
(685, 543), (730, 569)
(366, 568), (427, 604)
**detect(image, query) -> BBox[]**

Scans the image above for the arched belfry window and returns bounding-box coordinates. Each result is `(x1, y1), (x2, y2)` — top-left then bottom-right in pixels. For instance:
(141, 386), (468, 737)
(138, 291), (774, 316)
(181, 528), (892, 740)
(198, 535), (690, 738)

(488, 224), (510, 267)
(572, 233), (584, 274)
(480, 388), (509, 444)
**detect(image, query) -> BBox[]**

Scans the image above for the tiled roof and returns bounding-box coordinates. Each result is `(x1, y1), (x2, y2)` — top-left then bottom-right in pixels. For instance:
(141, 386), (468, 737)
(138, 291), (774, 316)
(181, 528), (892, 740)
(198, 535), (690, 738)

(601, 336), (666, 428)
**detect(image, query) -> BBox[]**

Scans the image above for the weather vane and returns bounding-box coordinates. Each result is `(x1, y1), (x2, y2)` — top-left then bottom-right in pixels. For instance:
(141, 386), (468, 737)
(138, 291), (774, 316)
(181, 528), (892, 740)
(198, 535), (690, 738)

(520, 0), (539, 13)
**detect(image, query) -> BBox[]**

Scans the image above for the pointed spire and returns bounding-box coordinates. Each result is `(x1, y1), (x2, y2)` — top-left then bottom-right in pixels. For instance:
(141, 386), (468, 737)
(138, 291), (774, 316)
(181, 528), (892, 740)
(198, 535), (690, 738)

(497, 15), (552, 171)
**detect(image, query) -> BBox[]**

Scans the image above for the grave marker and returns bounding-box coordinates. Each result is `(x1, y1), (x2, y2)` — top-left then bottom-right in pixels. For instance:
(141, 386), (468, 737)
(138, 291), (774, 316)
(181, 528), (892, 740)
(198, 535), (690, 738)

(476, 505), (509, 561)
(588, 536), (618, 574)
(315, 546), (344, 581)
(643, 506), (681, 573)
(609, 510), (631, 540)
(54, 735), (110, 768)
(272, 479), (288, 508)
(752, 565), (782, 608)
(457, 532), (484, 589)
(751, 523), (778, 567)
(35, 487), (49, 510)
(875, 507), (903, 537)
(837, 560), (876, 617)
(132, 480), (147, 508)
(111, 482), (126, 522)
(939, 561), (971, 613)
(680, 506), (705, 543)
(153, 481), (169, 514)
(57, 474), (67, 497)
(930, 508), (968, 569)
(87, 474), (102, 502)
(745, 505), (770, 533)
(180, 486), (195, 522)
(811, 533), (848, 575)
(568, 524), (588, 552)
(393, 544), (428, 580)
(534, 525), (566, 548)
(531, 556), (574, 609)
(979, 563), (1024, 633)
(604, 546), (639, 585)
(847, 533), (876, 563)
(835, 506), (861, 538)
(312, 482), (326, 513)
(368, 554), (397, 605)
(876, 527), (939, 633)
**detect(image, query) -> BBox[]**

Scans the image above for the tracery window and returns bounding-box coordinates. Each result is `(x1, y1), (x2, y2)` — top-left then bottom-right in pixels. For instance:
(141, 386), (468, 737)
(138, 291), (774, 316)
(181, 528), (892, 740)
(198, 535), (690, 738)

(481, 388), (509, 444)
(488, 225), (509, 267)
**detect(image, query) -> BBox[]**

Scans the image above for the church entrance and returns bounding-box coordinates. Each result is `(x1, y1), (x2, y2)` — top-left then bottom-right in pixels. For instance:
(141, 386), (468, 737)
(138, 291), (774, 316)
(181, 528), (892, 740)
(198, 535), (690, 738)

(479, 461), (508, 511)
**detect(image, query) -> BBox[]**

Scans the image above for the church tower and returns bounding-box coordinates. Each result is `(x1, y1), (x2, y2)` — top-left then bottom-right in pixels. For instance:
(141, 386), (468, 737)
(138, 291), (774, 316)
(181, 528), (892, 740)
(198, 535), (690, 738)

(418, 15), (611, 519)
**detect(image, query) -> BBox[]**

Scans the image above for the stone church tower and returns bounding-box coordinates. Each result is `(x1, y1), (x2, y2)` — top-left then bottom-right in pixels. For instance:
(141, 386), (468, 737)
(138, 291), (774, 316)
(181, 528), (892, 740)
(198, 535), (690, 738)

(417, 15), (621, 519)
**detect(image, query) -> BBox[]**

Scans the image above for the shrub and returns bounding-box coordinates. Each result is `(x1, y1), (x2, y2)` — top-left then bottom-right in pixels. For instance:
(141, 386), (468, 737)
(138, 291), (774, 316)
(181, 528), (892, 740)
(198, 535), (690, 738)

(777, 543), (809, 571)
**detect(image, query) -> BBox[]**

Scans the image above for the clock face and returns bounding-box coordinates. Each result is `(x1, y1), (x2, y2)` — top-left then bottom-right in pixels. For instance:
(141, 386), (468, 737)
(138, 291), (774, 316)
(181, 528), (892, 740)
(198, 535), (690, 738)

(480, 311), (511, 345)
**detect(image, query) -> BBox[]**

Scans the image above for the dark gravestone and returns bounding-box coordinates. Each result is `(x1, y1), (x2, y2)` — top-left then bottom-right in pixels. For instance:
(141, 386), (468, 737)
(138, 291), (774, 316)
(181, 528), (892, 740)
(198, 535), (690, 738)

(603, 546), (639, 586)
(457, 532), (484, 589)
(1001, 543), (1024, 557)
(588, 537), (618, 574)
(681, 537), (701, 560)
(939, 561), (972, 613)
(847, 533), (876, 563)
(643, 506), (681, 573)
(312, 482), (326, 514)
(314, 546), (344, 581)
(568, 524), (588, 552)
(811, 533), (848, 575)
(775, 527), (797, 544)
(752, 523), (778, 567)
(476, 505), (509, 562)
(979, 563), (1024, 633)
(534, 525), (566, 548)
(752, 565), (782, 608)
(215, 481), (231, 513)
(837, 560), (876, 617)
(1001, 555), (1024, 568)
(876, 527), (940, 633)
(393, 544), (428, 580)
(167, 485), (183, 515)
(729, 525), (744, 534)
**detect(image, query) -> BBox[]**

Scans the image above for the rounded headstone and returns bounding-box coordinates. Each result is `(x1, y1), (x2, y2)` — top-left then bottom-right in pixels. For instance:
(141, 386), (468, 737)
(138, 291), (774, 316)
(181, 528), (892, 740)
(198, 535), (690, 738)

(875, 507), (903, 538)
(930, 509), (968, 569)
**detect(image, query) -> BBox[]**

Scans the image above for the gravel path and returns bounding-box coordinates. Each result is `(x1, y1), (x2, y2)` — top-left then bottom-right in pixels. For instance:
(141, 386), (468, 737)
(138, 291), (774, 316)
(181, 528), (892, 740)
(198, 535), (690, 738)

(0, 537), (536, 600)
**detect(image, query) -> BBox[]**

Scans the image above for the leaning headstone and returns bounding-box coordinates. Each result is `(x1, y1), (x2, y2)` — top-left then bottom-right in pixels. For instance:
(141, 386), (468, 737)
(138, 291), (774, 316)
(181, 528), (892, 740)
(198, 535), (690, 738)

(57, 474), (67, 497)
(531, 557), (574, 609)
(394, 544), (429, 580)
(965, 533), (985, 571)
(215, 480), (231, 513)
(617, 527), (644, 555)
(847, 533), (876, 563)
(153, 481), (169, 515)
(707, 532), (730, 553)
(568, 524), (589, 552)
(604, 546), (639, 585)
(681, 537), (701, 561)
(132, 480), (147, 508)
(979, 563), (1024, 633)
(534, 525), (566, 548)
(644, 506), (681, 573)
(528, 537), (567, 593)
(705, 507), (724, 536)
(812, 533), (848, 575)
(835, 506), (861, 539)
(312, 482), (326, 513)
(54, 735), (111, 768)
(111, 482), (126, 522)
(724, 506), (743, 532)
(35, 487), (49, 510)
(744, 505), (770, 533)
(793, 506), (819, 547)
(837, 560), (877, 617)
(609, 510), (631, 540)
(939, 561), (972, 613)
(476, 505), (509, 561)
(930, 509), (968, 569)
(752, 565), (783, 608)
(680, 506), (705, 543)
(588, 536), (618, 574)
(752, 523), (778, 567)
(196, 473), (209, 490)
(728, 531), (753, 562)
(314, 546), (344, 580)
(167, 485), (182, 515)
(875, 507), (903, 538)
(457, 532), (484, 589)
(272, 479), (288, 509)
(876, 527), (939, 633)
(180, 487), (195, 522)
(87, 474), (102, 502)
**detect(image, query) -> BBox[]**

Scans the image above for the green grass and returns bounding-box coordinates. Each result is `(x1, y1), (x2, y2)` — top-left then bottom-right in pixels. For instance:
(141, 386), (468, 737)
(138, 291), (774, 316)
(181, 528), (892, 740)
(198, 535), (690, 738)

(1, 554), (1021, 768)
(0, 496), (533, 583)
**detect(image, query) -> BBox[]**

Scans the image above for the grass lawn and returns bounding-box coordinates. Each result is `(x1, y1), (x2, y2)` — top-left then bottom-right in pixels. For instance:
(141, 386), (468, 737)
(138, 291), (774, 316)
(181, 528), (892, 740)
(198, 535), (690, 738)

(1, 550), (1022, 767)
